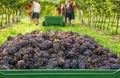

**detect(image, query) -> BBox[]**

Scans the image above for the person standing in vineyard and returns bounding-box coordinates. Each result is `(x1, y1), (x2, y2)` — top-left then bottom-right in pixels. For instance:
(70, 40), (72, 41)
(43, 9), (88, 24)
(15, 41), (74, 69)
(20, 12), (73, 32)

(66, 1), (74, 26)
(53, 7), (60, 16)
(61, 3), (67, 23)
(56, 4), (61, 15)
(25, 1), (34, 22)
(32, 0), (41, 25)
(65, 0), (76, 26)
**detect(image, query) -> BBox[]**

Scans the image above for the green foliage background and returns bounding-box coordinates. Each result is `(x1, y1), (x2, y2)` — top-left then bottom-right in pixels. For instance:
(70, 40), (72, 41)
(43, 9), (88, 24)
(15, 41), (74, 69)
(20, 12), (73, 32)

(40, 1), (56, 16)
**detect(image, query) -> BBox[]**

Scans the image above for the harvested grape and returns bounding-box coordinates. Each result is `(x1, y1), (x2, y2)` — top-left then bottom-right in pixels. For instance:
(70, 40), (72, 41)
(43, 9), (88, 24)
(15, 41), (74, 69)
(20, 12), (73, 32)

(0, 30), (120, 69)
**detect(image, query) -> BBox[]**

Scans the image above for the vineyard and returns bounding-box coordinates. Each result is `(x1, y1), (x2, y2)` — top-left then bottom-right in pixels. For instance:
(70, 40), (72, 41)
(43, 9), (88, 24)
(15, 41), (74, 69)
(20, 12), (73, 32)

(75, 0), (120, 35)
(0, 0), (119, 33)
(0, 0), (25, 27)
(0, 0), (120, 70)
(0, 0), (56, 27)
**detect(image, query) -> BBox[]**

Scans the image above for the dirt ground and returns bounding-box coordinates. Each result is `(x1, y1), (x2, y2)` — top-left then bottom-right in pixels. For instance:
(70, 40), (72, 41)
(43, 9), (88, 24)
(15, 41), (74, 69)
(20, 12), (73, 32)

(112, 35), (120, 40)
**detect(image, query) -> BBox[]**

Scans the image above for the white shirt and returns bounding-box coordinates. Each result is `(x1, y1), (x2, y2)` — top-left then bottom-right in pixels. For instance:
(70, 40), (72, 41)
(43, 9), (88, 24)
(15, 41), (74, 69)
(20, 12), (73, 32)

(33, 2), (40, 12)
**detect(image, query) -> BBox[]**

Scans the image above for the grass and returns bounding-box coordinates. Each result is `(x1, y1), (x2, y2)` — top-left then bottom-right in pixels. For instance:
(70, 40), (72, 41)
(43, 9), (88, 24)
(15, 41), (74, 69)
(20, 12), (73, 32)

(0, 17), (120, 55)
(85, 18), (120, 35)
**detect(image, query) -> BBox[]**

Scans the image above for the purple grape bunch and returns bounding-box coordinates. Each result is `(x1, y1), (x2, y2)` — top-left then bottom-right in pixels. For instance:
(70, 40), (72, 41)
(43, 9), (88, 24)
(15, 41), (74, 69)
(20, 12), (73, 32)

(0, 30), (120, 69)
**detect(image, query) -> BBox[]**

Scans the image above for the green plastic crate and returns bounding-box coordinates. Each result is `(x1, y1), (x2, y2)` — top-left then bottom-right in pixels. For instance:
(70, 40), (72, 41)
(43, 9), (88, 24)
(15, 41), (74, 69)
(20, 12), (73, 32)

(42, 16), (64, 26)
(0, 69), (120, 78)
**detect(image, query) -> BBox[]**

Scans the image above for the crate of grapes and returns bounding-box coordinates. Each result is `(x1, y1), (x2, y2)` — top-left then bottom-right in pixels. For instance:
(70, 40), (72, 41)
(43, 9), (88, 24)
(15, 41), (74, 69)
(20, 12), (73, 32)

(0, 30), (120, 78)
(42, 16), (64, 26)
